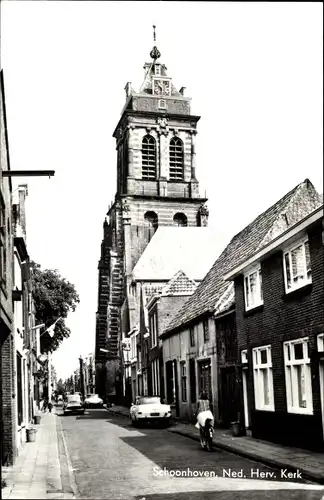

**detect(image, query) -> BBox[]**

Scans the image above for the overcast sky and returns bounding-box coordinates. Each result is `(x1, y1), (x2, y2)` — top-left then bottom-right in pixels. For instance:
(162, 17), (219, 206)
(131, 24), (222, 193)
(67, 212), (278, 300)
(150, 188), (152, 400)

(1, 1), (323, 380)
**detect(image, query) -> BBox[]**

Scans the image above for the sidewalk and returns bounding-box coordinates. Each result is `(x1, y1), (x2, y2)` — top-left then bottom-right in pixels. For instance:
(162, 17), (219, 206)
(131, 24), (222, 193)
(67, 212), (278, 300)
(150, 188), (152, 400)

(1, 411), (76, 499)
(106, 405), (324, 485)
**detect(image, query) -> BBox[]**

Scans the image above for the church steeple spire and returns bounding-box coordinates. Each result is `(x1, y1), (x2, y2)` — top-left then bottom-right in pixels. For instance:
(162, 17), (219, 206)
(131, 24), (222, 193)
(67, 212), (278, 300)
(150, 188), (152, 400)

(150, 25), (161, 61)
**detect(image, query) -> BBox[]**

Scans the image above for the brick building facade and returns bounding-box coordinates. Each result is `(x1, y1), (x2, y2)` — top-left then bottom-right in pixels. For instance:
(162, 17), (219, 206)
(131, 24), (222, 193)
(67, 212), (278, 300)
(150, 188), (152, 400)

(1, 69), (17, 466)
(225, 205), (324, 451)
(95, 42), (209, 403)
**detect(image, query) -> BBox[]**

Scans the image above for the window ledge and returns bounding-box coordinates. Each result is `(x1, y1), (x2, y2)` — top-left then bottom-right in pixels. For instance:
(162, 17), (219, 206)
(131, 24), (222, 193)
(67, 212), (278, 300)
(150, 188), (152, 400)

(287, 407), (314, 416)
(244, 304), (264, 317)
(255, 407), (275, 412)
(282, 283), (312, 302)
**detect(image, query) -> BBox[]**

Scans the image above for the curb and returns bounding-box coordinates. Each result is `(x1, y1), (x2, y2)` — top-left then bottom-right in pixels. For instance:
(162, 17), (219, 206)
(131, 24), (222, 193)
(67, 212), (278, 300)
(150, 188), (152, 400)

(106, 407), (324, 485)
(169, 427), (324, 486)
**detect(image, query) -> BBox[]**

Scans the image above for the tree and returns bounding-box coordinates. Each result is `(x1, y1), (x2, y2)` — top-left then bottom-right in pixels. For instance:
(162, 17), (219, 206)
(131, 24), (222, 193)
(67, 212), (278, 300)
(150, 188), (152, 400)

(56, 378), (65, 394)
(30, 261), (80, 352)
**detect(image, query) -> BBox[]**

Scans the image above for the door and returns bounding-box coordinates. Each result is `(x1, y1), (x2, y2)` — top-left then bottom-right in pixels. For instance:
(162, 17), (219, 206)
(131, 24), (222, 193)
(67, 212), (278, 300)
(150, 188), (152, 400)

(198, 359), (212, 404)
(166, 361), (174, 404)
(242, 367), (250, 429)
(173, 360), (179, 417)
(220, 365), (237, 427)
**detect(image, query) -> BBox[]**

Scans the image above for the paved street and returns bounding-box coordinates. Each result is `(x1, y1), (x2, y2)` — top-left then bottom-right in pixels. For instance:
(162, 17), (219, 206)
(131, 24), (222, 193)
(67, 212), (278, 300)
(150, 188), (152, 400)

(58, 407), (324, 500)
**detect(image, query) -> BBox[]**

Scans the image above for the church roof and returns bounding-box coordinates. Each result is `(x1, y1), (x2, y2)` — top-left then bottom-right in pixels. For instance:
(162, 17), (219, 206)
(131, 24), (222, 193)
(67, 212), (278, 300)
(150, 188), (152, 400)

(132, 227), (226, 282)
(164, 179), (322, 334)
(162, 270), (197, 296)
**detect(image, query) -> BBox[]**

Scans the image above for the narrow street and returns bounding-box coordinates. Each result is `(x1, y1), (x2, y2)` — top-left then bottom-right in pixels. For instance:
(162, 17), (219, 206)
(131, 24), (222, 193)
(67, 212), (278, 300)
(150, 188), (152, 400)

(58, 407), (324, 500)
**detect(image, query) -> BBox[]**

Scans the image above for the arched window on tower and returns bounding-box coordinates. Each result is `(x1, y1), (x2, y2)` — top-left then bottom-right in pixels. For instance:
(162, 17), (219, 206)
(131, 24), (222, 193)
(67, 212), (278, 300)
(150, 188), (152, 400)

(142, 135), (156, 180)
(173, 213), (187, 227)
(144, 211), (158, 230)
(169, 137), (184, 181)
(144, 211), (158, 241)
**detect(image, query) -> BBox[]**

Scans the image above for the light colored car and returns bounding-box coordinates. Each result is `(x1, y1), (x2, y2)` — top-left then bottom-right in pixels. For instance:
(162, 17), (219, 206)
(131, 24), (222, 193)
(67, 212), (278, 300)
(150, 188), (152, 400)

(63, 394), (85, 415)
(84, 394), (103, 408)
(130, 396), (171, 427)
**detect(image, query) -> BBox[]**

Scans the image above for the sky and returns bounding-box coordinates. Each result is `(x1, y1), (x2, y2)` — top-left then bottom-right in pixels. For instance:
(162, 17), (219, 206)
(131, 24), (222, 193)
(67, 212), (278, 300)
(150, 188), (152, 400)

(1, 2), (323, 380)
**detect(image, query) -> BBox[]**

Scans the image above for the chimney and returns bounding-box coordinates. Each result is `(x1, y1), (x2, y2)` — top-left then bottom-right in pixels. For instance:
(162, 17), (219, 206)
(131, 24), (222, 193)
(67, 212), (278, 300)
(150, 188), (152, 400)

(179, 87), (186, 96)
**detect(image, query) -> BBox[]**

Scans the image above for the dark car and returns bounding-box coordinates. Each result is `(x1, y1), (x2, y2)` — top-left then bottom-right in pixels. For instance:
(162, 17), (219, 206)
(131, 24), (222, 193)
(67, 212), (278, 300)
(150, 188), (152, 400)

(63, 394), (85, 415)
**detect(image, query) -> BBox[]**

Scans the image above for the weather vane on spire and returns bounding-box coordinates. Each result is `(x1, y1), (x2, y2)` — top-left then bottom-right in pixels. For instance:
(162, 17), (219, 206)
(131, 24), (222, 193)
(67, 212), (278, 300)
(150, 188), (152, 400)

(150, 25), (161, 61)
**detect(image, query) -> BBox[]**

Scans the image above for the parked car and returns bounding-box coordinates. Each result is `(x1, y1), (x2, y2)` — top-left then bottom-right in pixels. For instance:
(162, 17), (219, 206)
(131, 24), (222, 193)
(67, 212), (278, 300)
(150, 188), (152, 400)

(63, 394), (85, 415)
(84, 394), (103, 408)
(130, 396), (171, 427)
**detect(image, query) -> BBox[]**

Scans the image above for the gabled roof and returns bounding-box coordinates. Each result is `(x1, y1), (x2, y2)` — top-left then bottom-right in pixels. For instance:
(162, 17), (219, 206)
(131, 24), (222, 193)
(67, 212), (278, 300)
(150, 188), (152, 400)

(132, 227), (226, 282)
(164, 179), (322, 334)
(162, 270), (197, 296)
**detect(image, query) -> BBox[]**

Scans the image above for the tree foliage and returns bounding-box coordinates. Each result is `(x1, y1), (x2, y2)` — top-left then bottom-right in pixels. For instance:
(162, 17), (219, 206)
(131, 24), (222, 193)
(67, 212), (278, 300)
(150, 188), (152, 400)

(30, 261), (80, 352)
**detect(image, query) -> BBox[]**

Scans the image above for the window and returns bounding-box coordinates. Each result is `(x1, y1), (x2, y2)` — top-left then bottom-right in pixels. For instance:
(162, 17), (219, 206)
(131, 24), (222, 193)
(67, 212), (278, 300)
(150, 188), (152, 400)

(189, 326), (195, 347)
(244, 265), (263, 310)
(181, 362), (187, 402)
(144, 211), (158, 231)
(283, 338), (313, 414)
(155, 65), (161, 76)
(130, 334), (137, 362)
(198, 360), (212, 400)
(142, 135), (156, 180)
(0, 197), (7, 287)
(151, 359), (160, 396)
(149, 311), (158, 348)
(283, 238), (312, 293)
(158, 99), (167, 110)
(203, 319), (209, 343)
(173, 213), (187, 227)
(169, 137), (184, 180)
(252, 345), (275, 411)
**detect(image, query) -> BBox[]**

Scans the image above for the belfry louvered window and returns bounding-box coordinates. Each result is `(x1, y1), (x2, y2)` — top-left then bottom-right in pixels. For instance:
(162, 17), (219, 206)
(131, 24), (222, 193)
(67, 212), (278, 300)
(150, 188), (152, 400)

(169, 137), (184, 180)
(142, 135), (156, 180)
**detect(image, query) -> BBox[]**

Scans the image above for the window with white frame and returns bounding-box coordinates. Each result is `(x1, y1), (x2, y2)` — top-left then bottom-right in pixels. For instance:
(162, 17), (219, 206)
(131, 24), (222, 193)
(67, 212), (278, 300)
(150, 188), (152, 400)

(244, 265), (263, 310)
(283, 238), (312, 293)
(149, 311), (158, 348)
(283, 338), (313, 414)
(181, 362), (187, 402)
(252, 345), (275, 411)
(151, 359), (160, 395)
(130, 334), (137, 362)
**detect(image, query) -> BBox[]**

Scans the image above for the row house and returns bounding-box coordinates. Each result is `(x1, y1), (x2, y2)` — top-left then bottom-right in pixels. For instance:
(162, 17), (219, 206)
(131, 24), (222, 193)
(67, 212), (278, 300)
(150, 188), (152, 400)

(139, 271), (197, 405)
(120, 226), (225, 406)
(162, 179), (322, 434)
(1, 70), (42, 465)
(224, 204), (324, 451)
(1, 69), (16, 466)
(12, 185), (38, 453)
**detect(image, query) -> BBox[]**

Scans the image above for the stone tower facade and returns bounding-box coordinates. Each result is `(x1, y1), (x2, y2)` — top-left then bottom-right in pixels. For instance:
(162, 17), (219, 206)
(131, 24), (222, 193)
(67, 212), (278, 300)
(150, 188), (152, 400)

(95, 40), (209, 403)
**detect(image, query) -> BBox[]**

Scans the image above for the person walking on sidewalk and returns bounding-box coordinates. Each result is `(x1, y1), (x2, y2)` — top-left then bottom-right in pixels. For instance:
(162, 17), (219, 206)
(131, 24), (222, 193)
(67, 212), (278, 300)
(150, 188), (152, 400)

(48, 400), (53, 413)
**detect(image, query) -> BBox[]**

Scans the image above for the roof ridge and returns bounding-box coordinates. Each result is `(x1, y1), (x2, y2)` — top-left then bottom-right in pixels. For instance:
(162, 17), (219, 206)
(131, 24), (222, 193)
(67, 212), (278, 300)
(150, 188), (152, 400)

(163, 178), (319, 335)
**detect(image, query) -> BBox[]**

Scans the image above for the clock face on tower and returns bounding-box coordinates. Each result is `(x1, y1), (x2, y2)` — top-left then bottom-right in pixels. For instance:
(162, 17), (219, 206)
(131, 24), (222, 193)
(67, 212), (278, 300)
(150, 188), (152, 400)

(153, 79), (171, 96)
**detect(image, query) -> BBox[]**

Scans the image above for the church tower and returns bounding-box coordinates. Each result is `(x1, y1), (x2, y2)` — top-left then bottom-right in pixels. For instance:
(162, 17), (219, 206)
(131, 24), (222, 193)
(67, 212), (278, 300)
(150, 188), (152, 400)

(95, 30), (209, 402)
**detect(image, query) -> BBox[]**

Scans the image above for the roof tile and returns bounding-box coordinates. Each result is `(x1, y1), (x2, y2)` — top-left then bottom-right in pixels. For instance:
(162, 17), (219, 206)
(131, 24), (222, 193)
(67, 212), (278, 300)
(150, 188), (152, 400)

(164, 179), (322, 334)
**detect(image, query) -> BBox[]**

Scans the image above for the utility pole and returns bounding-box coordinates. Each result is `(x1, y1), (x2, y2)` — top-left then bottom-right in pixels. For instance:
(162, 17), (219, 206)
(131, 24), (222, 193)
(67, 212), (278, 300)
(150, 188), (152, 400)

(48, 351), (52, 402)
(79, 356), (85, 400)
